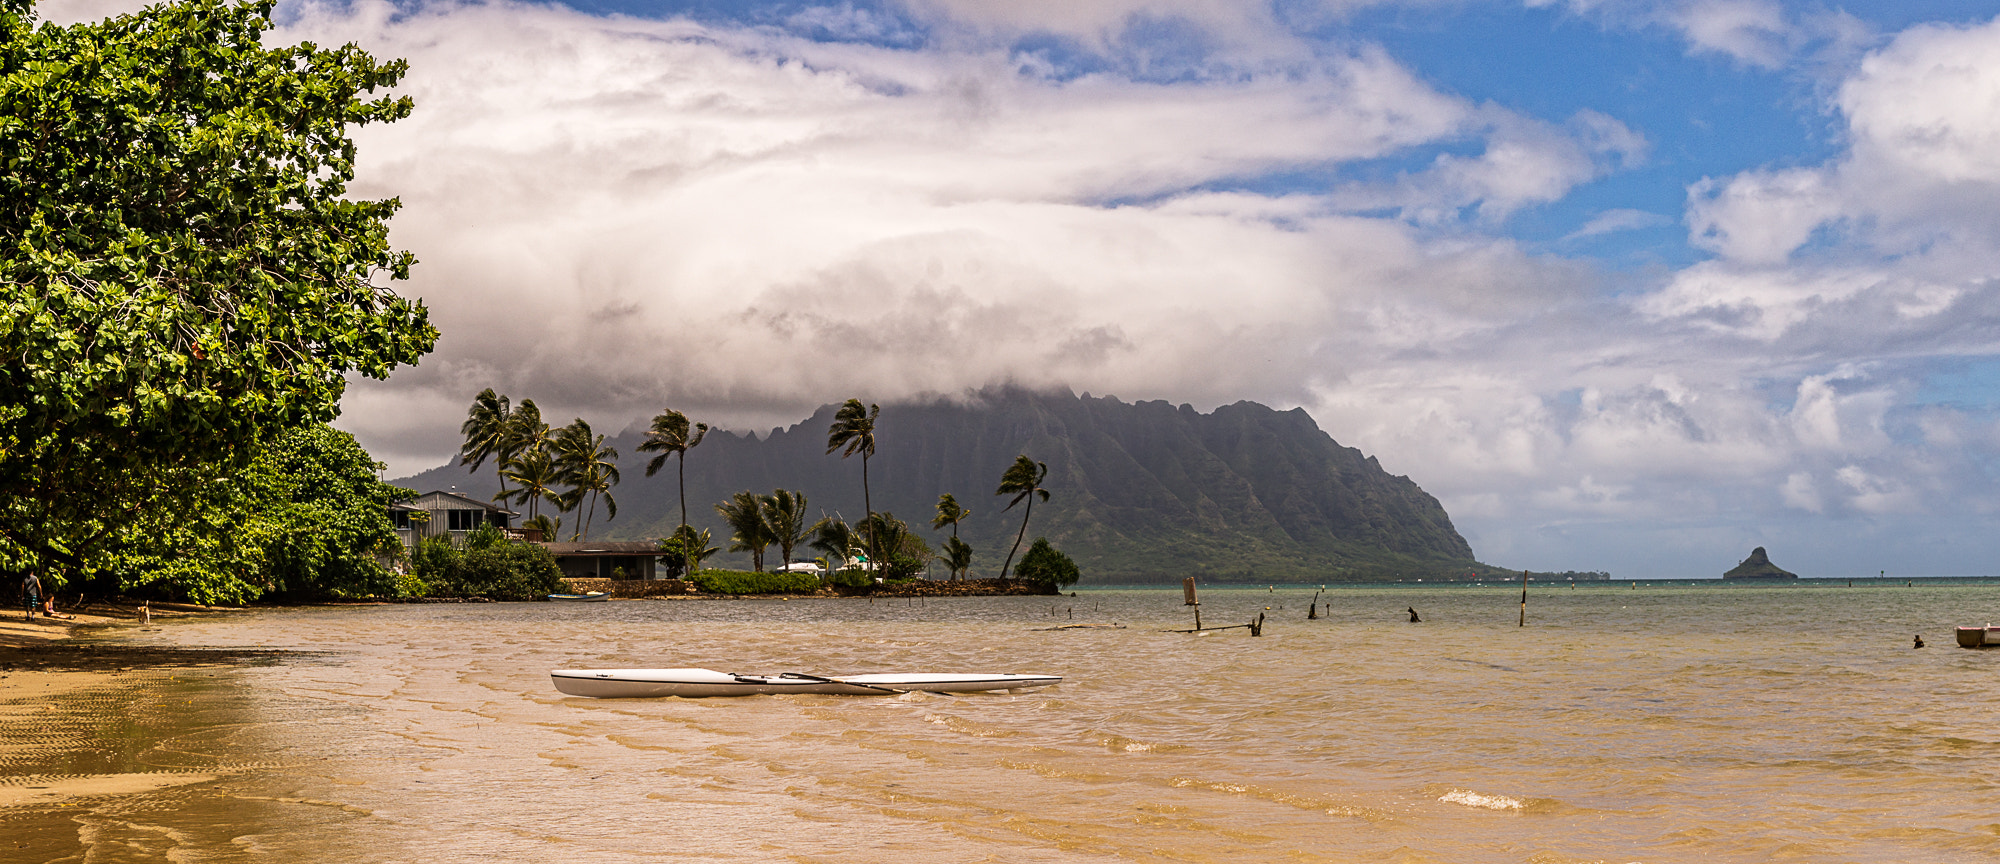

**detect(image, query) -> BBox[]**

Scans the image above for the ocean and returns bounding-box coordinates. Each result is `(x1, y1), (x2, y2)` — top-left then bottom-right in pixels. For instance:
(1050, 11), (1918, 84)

(6, 582), (2000, 862)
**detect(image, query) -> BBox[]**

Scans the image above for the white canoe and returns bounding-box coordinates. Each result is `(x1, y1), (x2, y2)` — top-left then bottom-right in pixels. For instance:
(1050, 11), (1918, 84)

(548, 592), (610, 602)
(550, 667), (1061, 698)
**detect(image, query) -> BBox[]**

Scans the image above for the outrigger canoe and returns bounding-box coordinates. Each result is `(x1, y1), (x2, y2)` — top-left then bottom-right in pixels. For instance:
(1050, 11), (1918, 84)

(547, 592), (611, 602)
(550, 667), (1061, 698)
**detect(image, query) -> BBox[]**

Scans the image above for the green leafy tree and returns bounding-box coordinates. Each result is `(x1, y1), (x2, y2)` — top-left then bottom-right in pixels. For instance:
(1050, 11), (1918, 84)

(658, 525), (717, 579)
(0, 0), (435, 589)
(761, 489), (813, 569)
(995, 455), (1050, 581)
(1013, 538), (1080, 589)
(825, 399), (880, 564)
(637, 408), (708, 536)
(715, 491), (773, 572)
(252, 425), (410, 600)
(941, 536), (974, 581)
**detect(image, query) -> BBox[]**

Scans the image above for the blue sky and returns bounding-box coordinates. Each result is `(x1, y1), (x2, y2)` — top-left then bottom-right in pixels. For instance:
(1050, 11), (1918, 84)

(47, 0), (2000, 577)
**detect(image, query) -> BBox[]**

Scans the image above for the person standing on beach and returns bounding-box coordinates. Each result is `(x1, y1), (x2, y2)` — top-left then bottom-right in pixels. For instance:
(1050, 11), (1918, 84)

(21, 571), (41, 621)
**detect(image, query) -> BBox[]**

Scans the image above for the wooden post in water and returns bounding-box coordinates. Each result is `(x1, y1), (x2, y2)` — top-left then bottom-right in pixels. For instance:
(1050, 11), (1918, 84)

(1184, 577), (1201, 630)
(1519, 570), (1528, 627)
(1249, 612), (1264, 636)
(1308, 588), (1321, 619)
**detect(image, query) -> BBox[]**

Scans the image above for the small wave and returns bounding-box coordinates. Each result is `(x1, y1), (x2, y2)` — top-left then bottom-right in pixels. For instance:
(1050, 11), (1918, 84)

(1434, 786), (1566, 814)
(922, 713), (1016, 737)
(1087, 732), (1188, 753)
(1440, 788), (1522, 810)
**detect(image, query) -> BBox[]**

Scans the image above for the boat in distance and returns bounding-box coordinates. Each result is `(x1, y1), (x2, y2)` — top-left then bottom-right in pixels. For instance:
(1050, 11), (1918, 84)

(1956, 625), (2000, 648)
(547, 592), (610, 602)
(550, 667), (1062, 698)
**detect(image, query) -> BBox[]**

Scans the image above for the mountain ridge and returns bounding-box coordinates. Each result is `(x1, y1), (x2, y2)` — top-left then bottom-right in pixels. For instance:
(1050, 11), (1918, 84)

(394, 387), (1489, 582)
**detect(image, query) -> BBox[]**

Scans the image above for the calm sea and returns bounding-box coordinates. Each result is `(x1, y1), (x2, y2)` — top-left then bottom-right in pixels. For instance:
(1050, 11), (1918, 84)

(8, 582), (2000, 863)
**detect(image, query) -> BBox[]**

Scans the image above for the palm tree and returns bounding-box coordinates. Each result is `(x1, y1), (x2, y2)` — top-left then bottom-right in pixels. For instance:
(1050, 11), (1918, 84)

(809, 516), (860, 572)
(932, 492), (972, 580)
(942, 535), (974, 581)
(553, 419), (620, 541)
(661, 525), (718, 578)
(762, 489), (813, 570)
(498, 447), (561, 521)
(637, 408), (709, 536)
(458, 389), (512, 496)
(716, 491), (773, 571)
(825, 399), (880, 564)
(522, 513), (560, 544)
(995, 455), (1049, 581)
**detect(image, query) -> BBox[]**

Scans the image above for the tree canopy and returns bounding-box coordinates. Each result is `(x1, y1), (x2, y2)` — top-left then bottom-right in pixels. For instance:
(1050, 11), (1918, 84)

(0, 0), (435, 584)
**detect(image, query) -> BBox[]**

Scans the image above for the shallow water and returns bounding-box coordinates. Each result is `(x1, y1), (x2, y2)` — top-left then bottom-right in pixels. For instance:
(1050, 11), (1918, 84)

(7, 583), (2000, 862)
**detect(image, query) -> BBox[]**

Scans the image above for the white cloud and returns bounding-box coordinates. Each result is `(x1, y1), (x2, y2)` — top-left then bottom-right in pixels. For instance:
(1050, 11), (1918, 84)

(225, 0), (1631, 477)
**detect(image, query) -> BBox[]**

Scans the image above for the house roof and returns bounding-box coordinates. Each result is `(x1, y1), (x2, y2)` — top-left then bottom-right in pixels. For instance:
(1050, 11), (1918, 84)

(407, 490), (519, 516)
(540, 542), (660, 556)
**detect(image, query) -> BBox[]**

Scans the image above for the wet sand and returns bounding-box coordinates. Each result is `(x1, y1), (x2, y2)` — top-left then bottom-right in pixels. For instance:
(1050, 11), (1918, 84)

(0, 601), (289, 854)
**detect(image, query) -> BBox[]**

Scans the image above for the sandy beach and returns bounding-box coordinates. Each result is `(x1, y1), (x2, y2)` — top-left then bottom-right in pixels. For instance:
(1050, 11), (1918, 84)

(0, 600), (277, 845)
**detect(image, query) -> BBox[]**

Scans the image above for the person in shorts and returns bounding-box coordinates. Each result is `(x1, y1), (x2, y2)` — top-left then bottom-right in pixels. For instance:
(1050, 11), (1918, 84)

(21, 571), (41, 621)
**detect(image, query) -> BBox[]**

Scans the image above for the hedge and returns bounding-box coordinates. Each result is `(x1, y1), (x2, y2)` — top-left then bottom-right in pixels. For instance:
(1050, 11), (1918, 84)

(690, 569), (823, 595)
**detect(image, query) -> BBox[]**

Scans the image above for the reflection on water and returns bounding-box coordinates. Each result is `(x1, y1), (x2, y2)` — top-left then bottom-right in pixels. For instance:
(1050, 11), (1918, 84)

(6, 585), (2000, 862)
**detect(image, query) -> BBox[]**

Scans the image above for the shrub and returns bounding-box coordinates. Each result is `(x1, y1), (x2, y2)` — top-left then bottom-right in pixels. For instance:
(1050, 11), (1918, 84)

(691, 569), (822, 595)
(829, 567), (873, 589)
(1013, 538), (1080, 588)
(411, 536), (564, 600)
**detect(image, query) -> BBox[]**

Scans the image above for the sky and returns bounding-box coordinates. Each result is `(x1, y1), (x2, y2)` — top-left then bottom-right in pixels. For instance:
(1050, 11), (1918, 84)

(41, 0), (2000, 578)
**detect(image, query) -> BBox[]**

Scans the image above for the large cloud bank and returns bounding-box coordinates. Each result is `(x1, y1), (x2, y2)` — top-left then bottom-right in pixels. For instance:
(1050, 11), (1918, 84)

(36, 0), (2000, 576)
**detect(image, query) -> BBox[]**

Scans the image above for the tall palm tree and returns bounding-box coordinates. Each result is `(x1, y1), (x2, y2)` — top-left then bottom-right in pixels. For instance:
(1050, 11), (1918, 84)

(932, 493), (969, 538)
(504, 399), (550, 464)
(761, 489), (812, 569)
(716, 491), (773, 571)
(637, 408), (709, 536)
(553, 419), (620, 541)
(825, 399), (880, 563)
(458, 389), (512, 496)
(995, 455), (1049, 581)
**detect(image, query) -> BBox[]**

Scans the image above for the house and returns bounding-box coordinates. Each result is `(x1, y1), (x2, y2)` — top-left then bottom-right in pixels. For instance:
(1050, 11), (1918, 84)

(541, 542), (659, 580)
(391, 490), (526, 552)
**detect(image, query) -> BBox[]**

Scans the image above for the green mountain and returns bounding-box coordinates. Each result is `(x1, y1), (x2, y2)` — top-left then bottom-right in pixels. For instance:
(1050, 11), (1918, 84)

(398, 388), (1489, 583)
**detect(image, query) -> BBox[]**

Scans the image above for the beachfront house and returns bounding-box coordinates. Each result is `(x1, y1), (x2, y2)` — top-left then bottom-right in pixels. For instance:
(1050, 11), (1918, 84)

(540, 542), (660, 580)
(391, 490), (527, 552)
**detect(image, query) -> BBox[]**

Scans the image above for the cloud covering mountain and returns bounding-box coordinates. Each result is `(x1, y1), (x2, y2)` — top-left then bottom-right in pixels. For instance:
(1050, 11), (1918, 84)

(40, 0), (2000, 577)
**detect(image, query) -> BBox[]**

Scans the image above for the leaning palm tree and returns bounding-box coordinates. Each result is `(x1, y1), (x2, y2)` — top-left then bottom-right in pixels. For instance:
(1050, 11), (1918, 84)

(553, 419), (620, 541)
(995, 455), (1049, 581)
(637, 408), (709, 536)
(504, 399), (550, 465)
(762, 489), (813, 570)
(716, 491), (773, 571)
(458, 389), (512, 496)
(825, 399), (880, 564)
(932, 493), (969, 538)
